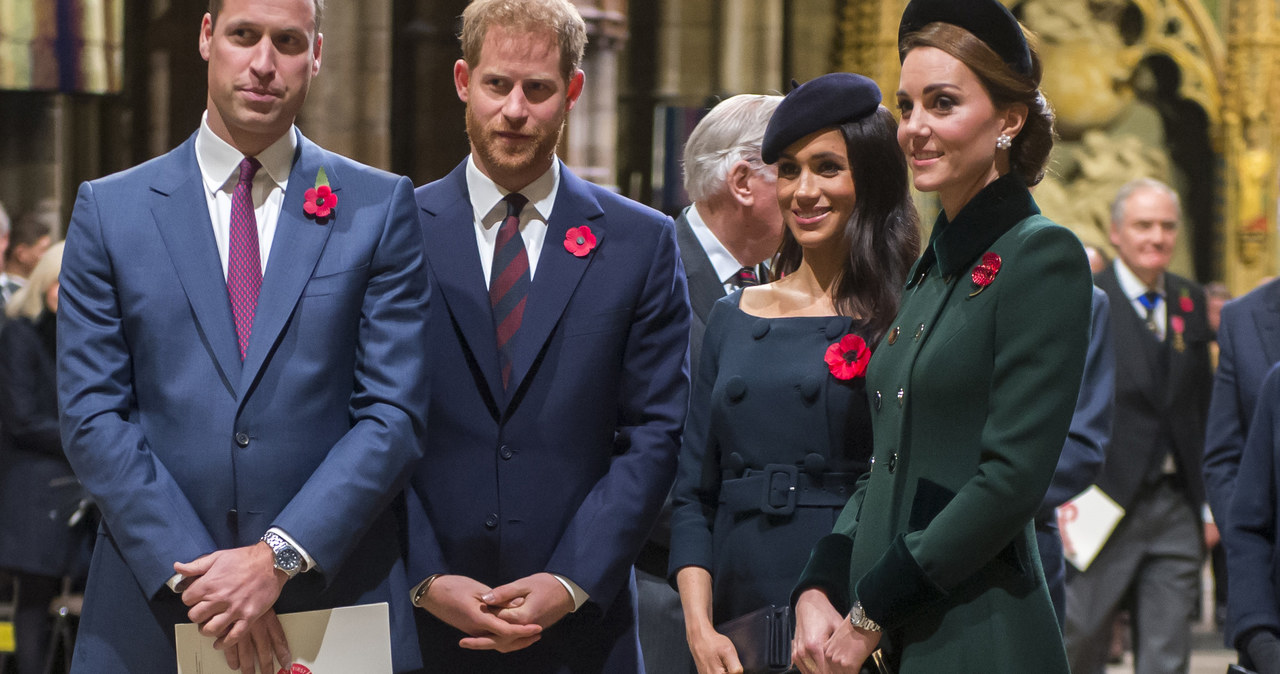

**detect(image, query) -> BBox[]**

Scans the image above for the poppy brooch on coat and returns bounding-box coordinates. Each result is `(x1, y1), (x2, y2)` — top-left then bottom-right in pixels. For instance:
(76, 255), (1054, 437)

(969, 252), (1002, 297)
(564, 226), (597, 257)
(303, 167), (337, 221)
(825, 334), (870, 380)
(1178, 288), (1194, 314)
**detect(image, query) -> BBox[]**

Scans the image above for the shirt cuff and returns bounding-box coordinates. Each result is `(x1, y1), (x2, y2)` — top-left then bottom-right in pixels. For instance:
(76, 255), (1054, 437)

(267, 526), (316, 573)
(552, 574), (589, 612)
(167, 572), (185, 593)
(1203, 503), (1215, 524)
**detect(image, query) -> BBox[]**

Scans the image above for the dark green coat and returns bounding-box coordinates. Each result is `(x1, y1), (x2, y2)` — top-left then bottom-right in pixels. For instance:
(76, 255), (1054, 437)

(798, 175), (1091, 672)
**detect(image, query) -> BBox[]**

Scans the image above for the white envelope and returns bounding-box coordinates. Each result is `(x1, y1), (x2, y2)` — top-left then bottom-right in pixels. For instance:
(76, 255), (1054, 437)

(1060, 485), (1126, 572)
(175, 602), (392, 674)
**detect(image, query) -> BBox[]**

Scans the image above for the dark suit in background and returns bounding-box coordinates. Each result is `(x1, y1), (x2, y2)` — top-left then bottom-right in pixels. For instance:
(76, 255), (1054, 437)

(1037, 286), (1113, 626)
(1065, 263), (1212, 674)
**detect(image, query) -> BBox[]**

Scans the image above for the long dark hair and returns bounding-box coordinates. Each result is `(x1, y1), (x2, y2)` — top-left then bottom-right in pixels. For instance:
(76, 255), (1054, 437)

(772, 107), (921, 344)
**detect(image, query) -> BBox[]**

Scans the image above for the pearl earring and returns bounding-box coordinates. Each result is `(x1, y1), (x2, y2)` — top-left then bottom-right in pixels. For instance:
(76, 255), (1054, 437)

(996, 134), (1012, 150)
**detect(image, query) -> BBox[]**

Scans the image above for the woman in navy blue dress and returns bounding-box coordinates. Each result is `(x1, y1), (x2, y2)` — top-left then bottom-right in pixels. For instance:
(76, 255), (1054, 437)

(668, 73), (920, 674)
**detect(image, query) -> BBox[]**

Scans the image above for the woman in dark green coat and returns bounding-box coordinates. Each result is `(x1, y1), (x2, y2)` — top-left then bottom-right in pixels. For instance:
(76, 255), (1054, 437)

(790, 0), (1093, 672)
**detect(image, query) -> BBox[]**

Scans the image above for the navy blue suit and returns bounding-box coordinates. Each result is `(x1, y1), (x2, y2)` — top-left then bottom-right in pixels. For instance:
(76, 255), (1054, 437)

(57, 132), (430, 672)
(1037, 286), (1113, 625)
(1226, 361), (1280, 653)
(406, 160), (691, 672)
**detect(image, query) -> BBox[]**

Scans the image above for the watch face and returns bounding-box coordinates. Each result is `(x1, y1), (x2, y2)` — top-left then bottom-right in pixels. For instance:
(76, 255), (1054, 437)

(276, 548), (302, 572)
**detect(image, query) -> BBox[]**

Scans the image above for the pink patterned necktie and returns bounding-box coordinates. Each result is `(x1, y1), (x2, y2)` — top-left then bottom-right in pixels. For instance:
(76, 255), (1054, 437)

(490, 192), (530, 389)
(227, 157), (262, 360)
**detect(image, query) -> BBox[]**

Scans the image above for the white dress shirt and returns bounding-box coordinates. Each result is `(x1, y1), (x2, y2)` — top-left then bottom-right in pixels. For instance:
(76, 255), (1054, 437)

(1113, 258), (1168, 341)
(466, 156), (559, 287)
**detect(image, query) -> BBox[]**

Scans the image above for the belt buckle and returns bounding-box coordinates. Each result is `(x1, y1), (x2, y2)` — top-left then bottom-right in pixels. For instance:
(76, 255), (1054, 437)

(760, 464), (798, 516)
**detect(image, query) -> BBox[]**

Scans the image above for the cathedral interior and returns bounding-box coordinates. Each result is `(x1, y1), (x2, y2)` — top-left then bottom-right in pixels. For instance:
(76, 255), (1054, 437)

(0, 0), (1274, 294)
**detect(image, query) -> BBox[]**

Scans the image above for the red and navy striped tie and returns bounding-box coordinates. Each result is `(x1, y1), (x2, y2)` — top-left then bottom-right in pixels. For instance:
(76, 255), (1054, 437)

(227, 157), (262, 361)
(490, 192), (530, 389)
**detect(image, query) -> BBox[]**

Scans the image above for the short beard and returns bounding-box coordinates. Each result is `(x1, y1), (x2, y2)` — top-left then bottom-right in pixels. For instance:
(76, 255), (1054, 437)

(465, 104), (564, 185)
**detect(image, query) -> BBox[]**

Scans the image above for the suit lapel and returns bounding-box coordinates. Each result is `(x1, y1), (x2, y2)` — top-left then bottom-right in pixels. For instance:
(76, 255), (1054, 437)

(237, 133), (336, 399)
(675, 209), (726, 325)
(1098, 269), (1162, 409)
(150, 136), (239, 397)
(504, 165), (603, 404)
(419, 163), (506, 402)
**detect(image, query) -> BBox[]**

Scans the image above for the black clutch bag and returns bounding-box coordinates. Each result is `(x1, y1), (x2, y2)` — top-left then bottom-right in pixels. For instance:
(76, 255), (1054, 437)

(716, 605), (794, 674)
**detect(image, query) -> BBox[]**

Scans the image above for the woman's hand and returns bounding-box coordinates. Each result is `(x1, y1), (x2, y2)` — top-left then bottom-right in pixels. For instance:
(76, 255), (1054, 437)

(792, 588), (843, 673)
(820, 613), (880, 674)
(686, 623), (744, 674)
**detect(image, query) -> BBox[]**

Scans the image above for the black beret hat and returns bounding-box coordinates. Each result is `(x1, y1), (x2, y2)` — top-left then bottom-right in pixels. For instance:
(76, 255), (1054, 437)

(898, 0), (1032, 78)
(761, 72), (882, 165)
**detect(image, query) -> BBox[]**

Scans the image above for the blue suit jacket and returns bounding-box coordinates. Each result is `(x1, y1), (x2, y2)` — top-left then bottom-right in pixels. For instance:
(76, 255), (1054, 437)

(1225, 361), (1280, 650)
(406, 160), (690, 672)
(57, 132), (430, 672)
(1205, 278), (1280, 527)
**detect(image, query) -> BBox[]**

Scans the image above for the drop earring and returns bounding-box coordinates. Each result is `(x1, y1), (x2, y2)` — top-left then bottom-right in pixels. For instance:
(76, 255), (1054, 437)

(996, 134), (1012, 150)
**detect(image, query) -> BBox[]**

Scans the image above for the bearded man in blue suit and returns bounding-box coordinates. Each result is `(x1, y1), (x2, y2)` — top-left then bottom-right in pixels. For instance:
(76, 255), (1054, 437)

(404, 1), (691, 671)
(56, 0), (429, 671)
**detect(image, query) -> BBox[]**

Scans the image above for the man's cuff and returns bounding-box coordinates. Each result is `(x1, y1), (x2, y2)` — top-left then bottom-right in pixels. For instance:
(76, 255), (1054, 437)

(268, 526), (316, 573)
(552, 574), (589, 611)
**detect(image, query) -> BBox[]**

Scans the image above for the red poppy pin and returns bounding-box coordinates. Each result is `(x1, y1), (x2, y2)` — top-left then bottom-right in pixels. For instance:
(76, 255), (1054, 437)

(303, 167), (337, 221)
(825, 334), (870, 380)
(968, 252), (1002, 297)
(277, 665), (312, 674)
(564, 226), (597, 257)
(1178, 288), (1194, 313)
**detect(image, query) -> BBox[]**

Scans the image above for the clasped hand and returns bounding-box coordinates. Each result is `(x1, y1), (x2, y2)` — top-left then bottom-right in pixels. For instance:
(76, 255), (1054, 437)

(175, 542), (291, 673)
(791, 589), (881, 674)
(423, 572), (575, 652)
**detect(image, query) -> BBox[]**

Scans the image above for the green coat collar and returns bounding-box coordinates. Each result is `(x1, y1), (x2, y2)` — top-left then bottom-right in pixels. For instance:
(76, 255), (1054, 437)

(907, 173), (1039, 288)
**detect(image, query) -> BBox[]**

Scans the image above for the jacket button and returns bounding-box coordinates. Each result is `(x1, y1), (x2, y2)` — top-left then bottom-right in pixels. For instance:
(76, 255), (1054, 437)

(484, 513), (499, 529)
(499, 444), (513, 460)
(874, 391), (882, 410)
(897, 388), (905, 407)
(914, 323), (925, 340)
(887, 327), (900, 345)
(888, 452), (898, 473)
(235, 432), (250, 448)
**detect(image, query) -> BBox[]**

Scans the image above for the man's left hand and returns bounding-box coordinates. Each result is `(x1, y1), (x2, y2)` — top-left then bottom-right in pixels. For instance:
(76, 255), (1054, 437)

(483, 572), (574, 630)
(176, 542), (288, 647)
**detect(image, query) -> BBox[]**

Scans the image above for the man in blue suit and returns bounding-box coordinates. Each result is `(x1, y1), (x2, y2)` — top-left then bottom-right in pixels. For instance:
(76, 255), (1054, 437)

(404, 0), (691, 671)
(1205, 276), (1280, 665)
(56, 0), (429, 671)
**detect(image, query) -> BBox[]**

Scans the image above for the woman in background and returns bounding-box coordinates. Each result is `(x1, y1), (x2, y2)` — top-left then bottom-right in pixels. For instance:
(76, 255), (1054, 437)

(0, 242), (92, 674)
(791, 0), (1093, 672)
(669, 73), (919, 674)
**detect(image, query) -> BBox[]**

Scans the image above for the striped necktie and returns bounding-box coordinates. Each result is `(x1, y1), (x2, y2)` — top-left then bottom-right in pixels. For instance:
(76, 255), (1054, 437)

(227, 157), (262, 360)
(490, 192), (531, 389)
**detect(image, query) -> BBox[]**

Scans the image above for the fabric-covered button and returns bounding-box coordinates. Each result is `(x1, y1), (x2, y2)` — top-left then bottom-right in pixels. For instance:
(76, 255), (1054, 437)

(235, 432), (250, 448)
(725, 376), (747, 402)
(484, 513), (499, 529)
(888, 327), (900, 345)
(725, 452), (746, 474)
(824, 318), (847, 340)
(800, 375), (821, 402)
(803, 453), (826, 475)
(752, 320), (771, 339)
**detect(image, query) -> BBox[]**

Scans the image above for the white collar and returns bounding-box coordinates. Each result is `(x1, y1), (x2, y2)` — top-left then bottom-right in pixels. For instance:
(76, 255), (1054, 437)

(1113, 258), (1165, 302)
(686, 204), (746, 285)
(195, 112), (298, 193)
(465, 156), (559, 225)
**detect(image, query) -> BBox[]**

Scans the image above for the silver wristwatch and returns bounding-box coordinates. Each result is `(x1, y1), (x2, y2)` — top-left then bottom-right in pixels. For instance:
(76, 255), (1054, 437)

(261, 531), (304, 578)
(849, 601), (882, 632)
